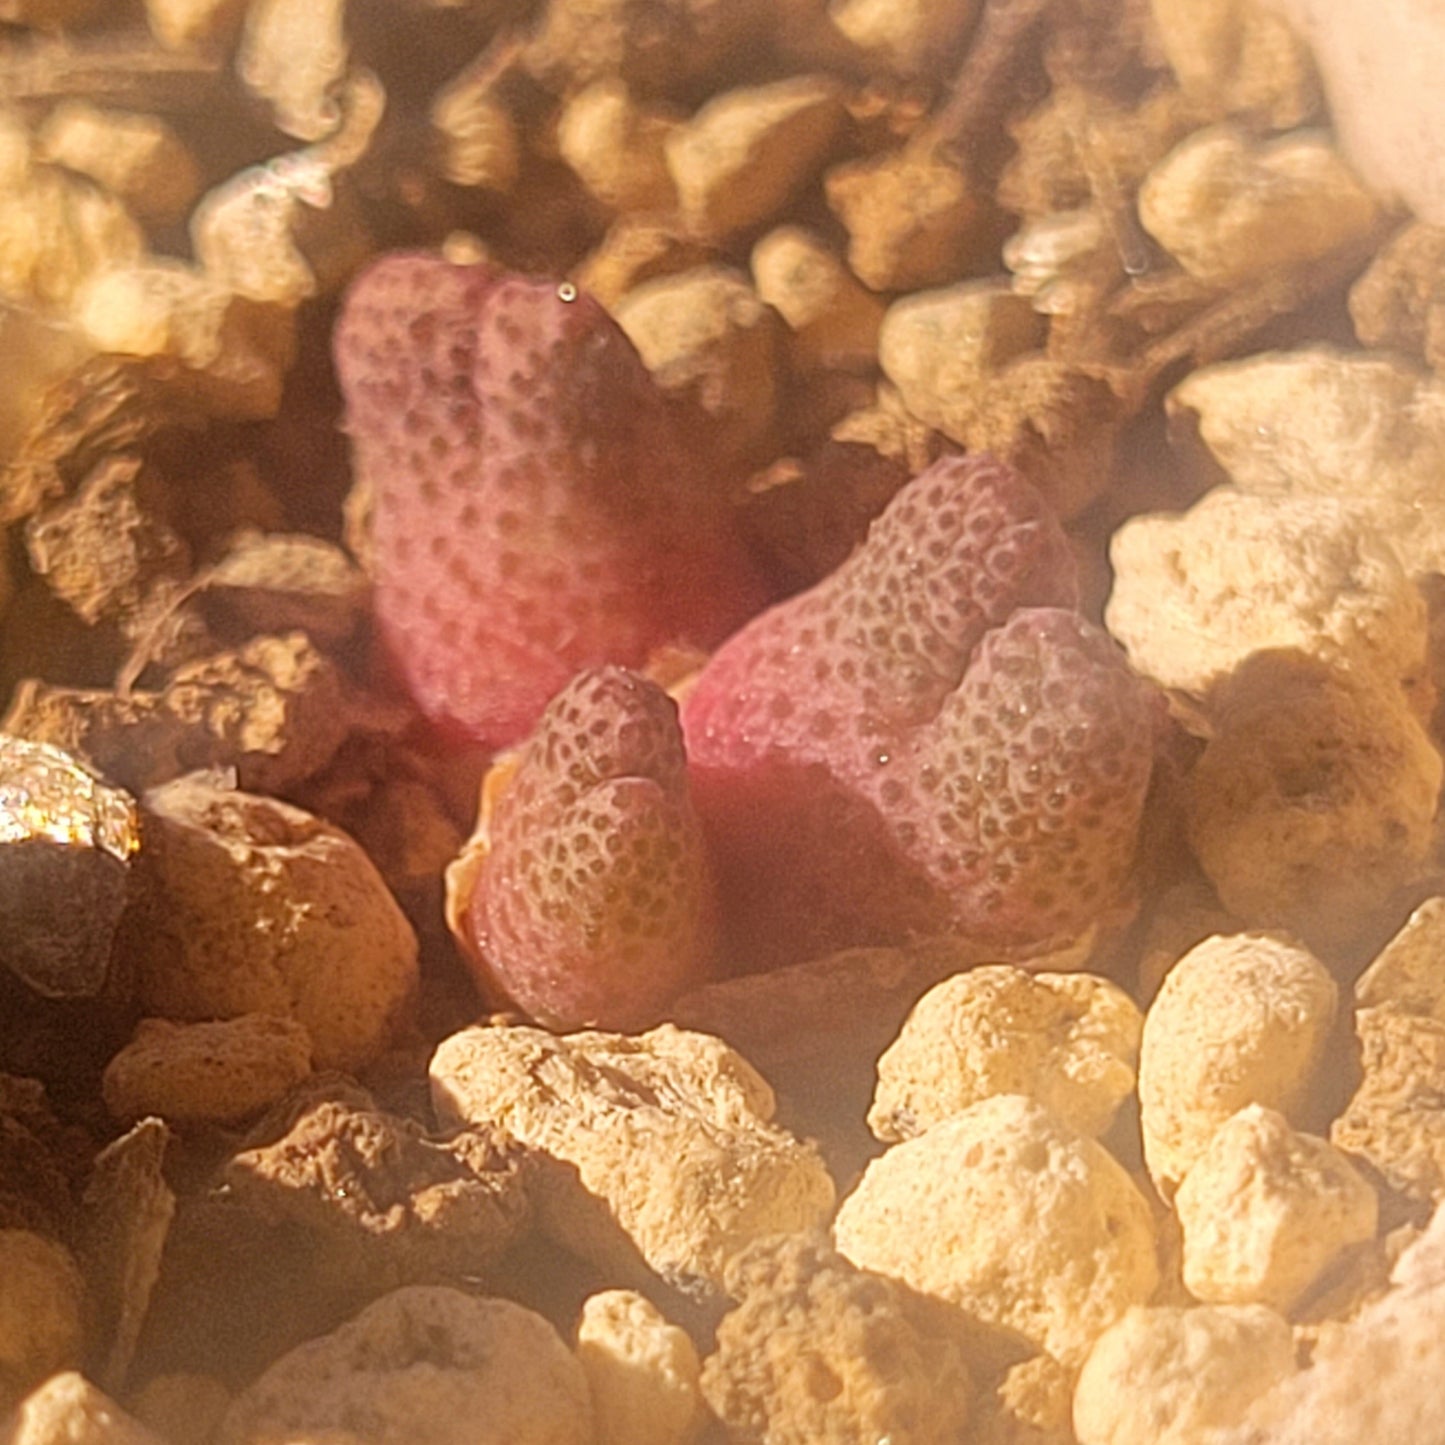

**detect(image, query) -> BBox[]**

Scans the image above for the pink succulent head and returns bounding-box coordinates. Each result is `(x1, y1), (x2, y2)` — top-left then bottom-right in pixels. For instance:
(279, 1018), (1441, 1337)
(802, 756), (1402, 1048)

(681, 453), (1158, 968)
(334, 253), (767, 750)
(465, 667), (717, 1030)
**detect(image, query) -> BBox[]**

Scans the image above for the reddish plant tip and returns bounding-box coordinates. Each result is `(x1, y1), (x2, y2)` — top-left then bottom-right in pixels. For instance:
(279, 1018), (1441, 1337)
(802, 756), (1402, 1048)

(466, 666), (717, 1031)
(908, 606), (1163, 942)
(681, 454), (1159, 968)
(683, 452), (1080, 773)
(333, 252), (768, 751)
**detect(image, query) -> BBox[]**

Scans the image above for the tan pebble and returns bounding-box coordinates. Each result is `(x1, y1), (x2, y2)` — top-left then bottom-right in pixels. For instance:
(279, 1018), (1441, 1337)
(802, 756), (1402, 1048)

(828, 0), (981, 78)
(0, 116), (144, 315)
(700, 1232), (973, 1445)
(1148, 0), (1319, 127)
(2, 1372), (166, 1445)
(73, 261), (296, 421)
(431, 53), (521, 193)
(24, 455), (187, 629)
(0, 1233), (85, 1417)
(834, 1095), (1159, 1367)
(574, 218), (712, 310)
(523, 0), (772, 95)
(1331, 1007), (1445, 1204)
(1350, 222), (1445, 371)
(975, 1352), (1077, 1445)
(236, 0), (347, 142)
(101, 1015), (313, 1127)
(945, 352), (1122, 521)
(1184, 653), (1441, 948)
(1355, 896), (1445, 1017)
(202, 530), (368, 647)
(1270, 0), (1445, 225)
(145, 0), (247, 51)
(3, 632), (353, 798)
(1073, 1302), (1295, 1445)
(1175, 1105), (1378, 1312)
(215, 1287), (592, 1445)
(869, 965), (1143, 1142)
(1205, 1197), (1445, 1442)
(557, 80), (676, 214)
(131, 772), (417, 1074)
(190, 75), (382, 307)
(1138, 932), (1338, 1194)
(613, 265), (782, 469)
(825, 141), (981, 292)
(220, 1079), (531, 1294)
(1138, 123), (1381, 288)
(667, 76), (844, 241)
(751, 225), (884, 372)
(430, 1022), (835, 1294)
(0, 735), (138, 1002)
(577, 1291), (704, 1445)
(35, 104), (200, 228)
(878, 279), (1045, 433)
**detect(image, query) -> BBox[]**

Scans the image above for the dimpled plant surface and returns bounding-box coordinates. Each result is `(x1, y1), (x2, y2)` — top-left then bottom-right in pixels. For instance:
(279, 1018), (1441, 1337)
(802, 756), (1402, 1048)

(464, 666), (717, 1030)
(333, 253), (768, 750)
(681, 453), (1163, 970)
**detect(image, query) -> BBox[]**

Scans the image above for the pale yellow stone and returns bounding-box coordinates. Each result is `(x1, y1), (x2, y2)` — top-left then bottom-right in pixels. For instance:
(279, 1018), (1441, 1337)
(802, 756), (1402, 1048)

(576, 1291), (704, 1445)
(431, 61), (520, 193)
(237, 0), (348, 142)
(1168, 347), (1445, 579)
(1138, 933), (1338, 1194)
(834, 1095), (1158, 1367)
(1176, 1106), (1378, 1311)
(145, 0), (246, 51)
(1073, 1303), (1295, 1445)
(1268, 0), (1445, 224)
(192, 73), (382, 305)
(430, 1023), (836, 1294)
(74, 260), (296, 420)
(613, 265), (782, 467)
(869, 966), (1143, 1142)
(216, 1288), (592, 1445)
(1105, 487), (1428, 698)
(0, 115), (143, 315)
(1205, 1196), (1445, 1442)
